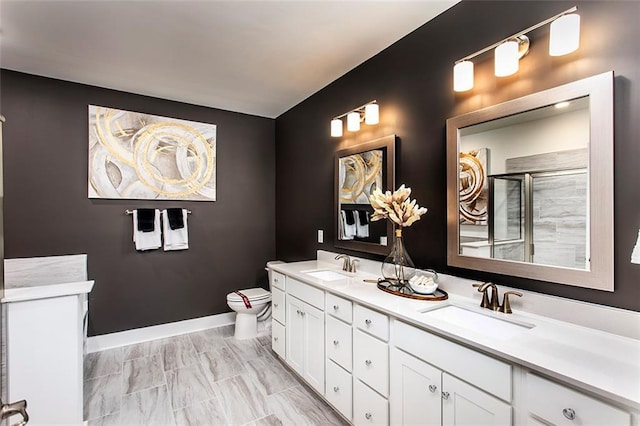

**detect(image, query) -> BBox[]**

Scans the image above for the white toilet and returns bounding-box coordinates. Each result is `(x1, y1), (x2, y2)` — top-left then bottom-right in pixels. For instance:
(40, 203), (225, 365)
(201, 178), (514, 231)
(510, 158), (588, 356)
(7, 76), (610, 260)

(226, 287), (272, 339)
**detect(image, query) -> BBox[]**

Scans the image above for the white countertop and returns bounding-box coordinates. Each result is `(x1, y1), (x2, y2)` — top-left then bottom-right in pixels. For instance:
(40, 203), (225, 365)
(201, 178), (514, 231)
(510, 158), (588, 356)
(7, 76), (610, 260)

(1, 280), (94, 303)
(271, 260), (640, 410)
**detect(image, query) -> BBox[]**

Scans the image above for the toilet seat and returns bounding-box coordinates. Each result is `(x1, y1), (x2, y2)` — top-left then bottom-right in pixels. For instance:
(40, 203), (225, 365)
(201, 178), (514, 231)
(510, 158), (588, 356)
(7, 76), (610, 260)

(226, 287), (271, 302)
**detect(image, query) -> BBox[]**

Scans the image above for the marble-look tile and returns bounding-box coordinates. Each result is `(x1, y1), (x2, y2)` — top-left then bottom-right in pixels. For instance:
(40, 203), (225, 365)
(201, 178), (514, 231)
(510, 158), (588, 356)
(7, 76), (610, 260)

(218, 324), (235, 338)
(256, 332), (272, 347)
(123, 354), (165, 394)
(84, 373), (122, 420)
(85, 347), (124, 379)
(173, 398), (227, 425)
(186, 328), (228, 354)
(212, 375), (269, 425)
(245, 353), (297, 395)
(4, 254), (87, 288)
(120, 385), (174, 425)
(268, 385), (348, 426)
(165, 363), (215, 410)
(161, 335), (199, 371)
(225, 336), (268, 361)
(123, 340), (163, 361)
(246, 414), (284, 426)
(199, 346), (245, 383)
(88, 412), (121, 426)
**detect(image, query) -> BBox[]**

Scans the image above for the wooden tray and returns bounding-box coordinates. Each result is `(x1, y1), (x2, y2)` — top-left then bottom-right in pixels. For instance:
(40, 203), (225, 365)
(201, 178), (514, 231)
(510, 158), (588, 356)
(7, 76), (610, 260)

(377, 280), (448, 301)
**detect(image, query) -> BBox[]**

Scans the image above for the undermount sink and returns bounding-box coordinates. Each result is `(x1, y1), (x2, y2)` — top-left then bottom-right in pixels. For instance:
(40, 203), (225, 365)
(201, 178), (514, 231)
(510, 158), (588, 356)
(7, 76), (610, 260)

(421, 305), (535, 339)
(302, 269), (350, 281)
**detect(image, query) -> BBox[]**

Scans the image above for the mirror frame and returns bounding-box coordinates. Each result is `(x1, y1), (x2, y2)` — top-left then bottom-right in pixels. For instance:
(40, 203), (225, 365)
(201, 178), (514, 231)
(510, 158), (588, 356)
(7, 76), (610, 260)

(446, 72), (614, 291)
(334, 134), (396, 255)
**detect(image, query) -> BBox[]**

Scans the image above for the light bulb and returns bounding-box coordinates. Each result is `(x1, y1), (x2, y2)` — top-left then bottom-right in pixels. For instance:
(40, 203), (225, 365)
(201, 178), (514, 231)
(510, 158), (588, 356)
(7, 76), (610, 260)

(364, 104), (379, 125)
(495, 40), (519, 77)
(454, 61), (474, 92)
(347, 112), (360, 132)
(550, 14), (580, 56)
(331, 119), (343, 137)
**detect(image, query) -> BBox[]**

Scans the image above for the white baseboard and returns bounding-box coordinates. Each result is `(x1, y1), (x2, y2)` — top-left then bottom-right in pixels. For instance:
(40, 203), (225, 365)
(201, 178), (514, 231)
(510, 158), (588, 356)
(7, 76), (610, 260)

(86, 312), (236, 353)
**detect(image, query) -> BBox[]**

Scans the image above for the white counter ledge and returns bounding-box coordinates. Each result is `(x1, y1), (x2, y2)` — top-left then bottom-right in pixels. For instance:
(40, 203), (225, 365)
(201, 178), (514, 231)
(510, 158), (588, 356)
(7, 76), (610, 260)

(1, 280), (94, 303)
(270, 259), (640, 410)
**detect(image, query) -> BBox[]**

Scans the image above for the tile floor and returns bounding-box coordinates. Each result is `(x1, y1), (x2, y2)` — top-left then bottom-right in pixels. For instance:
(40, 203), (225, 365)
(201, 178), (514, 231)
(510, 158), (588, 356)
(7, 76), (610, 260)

(84, 325), (347, 425)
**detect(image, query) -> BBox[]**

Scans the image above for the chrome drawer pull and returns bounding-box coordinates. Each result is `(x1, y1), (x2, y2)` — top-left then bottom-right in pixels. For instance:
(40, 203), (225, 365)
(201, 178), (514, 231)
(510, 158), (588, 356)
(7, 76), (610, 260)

(333, 304), (339, 310)
(428, 385), (437, 393)
(365, 413), (372, 420)
(442, 391), (450, 400)
(273, 303), (278, 308)
(563, 408), (576, 420)
(333, 386), (339, 392)
(365, 319), (372, 325)
(300, 311), (305, 316)
(365, 359), (372, 366)
(333, 340), (339, 345)
(273, 337), (278, 341)
(296, 309), (301, 315)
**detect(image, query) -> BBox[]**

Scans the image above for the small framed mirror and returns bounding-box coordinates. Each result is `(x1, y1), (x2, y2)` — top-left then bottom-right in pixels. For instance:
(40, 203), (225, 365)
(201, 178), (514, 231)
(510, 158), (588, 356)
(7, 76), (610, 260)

(335, 135), (396, 255)
(447, 72), (614, 291)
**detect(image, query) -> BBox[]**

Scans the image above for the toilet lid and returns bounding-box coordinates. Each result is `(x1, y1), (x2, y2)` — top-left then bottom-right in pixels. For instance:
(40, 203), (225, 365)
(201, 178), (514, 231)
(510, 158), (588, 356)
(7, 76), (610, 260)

(227, 288), (271, 302)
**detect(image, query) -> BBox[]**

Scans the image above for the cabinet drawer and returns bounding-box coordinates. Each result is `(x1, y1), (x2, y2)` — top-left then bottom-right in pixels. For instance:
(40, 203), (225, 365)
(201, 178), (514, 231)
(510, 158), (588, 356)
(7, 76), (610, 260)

(271, 271), (285, 291)
(326, 360), (353, 421)
(326, 315), (353, 371)
(526, 373), (631, 426)
(354, 379), (389, 426)
(272, 320), (285, 358)
(272, 288), (285, 324)
(393, 320), (511, 402)
(355, 304), (389, 341)
(354, 329), (389, 397)
(327, 293), (353, 324)
(287, 278), (324, 310)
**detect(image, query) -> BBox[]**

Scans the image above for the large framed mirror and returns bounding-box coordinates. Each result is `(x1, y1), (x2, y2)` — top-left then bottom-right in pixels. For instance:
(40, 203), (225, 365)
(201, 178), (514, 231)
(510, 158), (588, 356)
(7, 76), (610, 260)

(335, 135), (396, 255)
(447, 72), (614, 291)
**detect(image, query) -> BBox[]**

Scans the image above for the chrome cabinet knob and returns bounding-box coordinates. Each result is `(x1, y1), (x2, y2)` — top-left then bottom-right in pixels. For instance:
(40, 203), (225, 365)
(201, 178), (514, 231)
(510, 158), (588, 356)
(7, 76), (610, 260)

(365, 413), (372, 420)
(273, 303), (278, 308)
(333, 386), (339, 392)
(296, 309), (301, 315)
(365, 359), (372, 366)
(563, 408), (576, 420)
(333, 340), (339, 345)
(365, 319), (372, 325)
(428, 385), (437, 393)
(273, 337), (278, 341)
(442, 391), (450, 400)
(333, 304), (339, 310)
(300, 311), (305, 316)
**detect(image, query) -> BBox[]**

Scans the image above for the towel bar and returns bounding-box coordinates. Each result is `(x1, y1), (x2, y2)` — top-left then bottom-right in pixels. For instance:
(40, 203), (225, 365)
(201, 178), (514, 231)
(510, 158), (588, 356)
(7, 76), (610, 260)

(125, 209), (192, 215)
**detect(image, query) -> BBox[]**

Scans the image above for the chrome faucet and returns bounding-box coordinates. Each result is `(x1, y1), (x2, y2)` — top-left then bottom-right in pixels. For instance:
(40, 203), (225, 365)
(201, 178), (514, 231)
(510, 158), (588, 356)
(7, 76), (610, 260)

(335, 254), (358, 272)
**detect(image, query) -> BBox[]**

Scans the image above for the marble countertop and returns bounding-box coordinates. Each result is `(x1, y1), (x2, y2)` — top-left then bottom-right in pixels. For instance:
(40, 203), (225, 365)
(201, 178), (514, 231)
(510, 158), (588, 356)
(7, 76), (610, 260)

(2, 280), (94, 303)
(271, 260), (640, 410)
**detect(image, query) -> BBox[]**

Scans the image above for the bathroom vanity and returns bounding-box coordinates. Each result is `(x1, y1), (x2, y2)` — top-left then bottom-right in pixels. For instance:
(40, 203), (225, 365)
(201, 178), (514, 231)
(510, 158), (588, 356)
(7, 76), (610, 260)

(2, 255), (93, 425)
(268, 253), (639, 425)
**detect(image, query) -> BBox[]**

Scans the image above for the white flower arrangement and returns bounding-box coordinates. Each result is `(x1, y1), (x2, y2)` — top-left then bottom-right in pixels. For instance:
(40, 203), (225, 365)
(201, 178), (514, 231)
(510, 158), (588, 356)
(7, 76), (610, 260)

(369, 184), (428, 227)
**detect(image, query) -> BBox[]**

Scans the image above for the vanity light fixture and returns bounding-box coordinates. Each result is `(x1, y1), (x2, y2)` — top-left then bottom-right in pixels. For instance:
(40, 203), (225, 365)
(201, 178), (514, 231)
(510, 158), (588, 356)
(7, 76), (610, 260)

(453, 6), (579, 92)
(331, 100), (379, 137)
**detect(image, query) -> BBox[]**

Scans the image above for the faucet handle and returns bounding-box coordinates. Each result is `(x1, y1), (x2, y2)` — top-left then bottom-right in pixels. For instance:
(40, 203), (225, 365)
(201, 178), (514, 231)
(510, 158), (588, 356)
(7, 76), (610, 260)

(499, 291), (523, 314)
(350, 259), (359, 273)
(473, 283), (491, 309)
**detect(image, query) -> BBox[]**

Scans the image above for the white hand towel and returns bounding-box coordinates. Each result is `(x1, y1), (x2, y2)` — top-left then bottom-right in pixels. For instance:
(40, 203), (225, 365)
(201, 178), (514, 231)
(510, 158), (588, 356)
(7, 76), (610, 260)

(356, 210), (370, 238)
(162, 209), (189, 251)
(133, 209), (161, 251)
(631, 229), (640, 264)
(340, 210), (356, 240)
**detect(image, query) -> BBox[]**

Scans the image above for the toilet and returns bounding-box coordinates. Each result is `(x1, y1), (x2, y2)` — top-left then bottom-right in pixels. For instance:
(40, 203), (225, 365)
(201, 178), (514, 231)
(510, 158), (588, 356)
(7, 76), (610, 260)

(226, 287), (272, 340)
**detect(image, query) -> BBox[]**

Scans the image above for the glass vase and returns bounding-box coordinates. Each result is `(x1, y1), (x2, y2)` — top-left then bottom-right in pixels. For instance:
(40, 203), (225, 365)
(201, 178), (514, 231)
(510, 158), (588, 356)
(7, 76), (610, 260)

(381, 227), (416, 291)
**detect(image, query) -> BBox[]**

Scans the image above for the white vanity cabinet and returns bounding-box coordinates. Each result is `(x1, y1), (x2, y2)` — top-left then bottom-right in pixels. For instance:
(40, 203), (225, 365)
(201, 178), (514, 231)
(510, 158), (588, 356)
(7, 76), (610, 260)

(391, 320), (512, 426)
(525, 372), (631, 426)
(270, 271), (286, 358)
(284, 278), (325, 394)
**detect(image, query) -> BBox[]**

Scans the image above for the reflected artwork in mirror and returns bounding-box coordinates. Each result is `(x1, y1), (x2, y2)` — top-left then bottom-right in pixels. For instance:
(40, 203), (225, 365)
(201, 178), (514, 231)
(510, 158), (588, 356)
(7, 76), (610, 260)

(447, 72), (614, 291)
(335, 135), (396, 255)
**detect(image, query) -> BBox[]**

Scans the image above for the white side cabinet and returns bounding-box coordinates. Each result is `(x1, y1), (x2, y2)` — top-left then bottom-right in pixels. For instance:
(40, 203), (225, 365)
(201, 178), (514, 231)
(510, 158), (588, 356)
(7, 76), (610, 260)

(270, 271), (286, 358)
(325, 293), (354, 421)
(284, 278), (325, 395)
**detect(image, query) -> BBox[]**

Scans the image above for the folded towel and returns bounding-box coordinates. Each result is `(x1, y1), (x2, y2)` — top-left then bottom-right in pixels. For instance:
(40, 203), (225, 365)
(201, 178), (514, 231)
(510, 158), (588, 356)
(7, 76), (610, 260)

(356, 210), (370, 238)
(340, 210), (356, 240)
(345, 209), (356, 225)
(162, 209), (189, 251)
(167, 208), (184, 230)
(136, 208), (156, 232)
(133, 209), (161, 251)
(632, 229), (640, 264)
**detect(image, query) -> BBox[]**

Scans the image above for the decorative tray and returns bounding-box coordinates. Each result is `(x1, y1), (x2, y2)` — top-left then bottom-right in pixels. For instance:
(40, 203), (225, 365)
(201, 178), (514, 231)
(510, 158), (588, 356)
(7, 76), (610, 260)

(376, 279), (448, 301)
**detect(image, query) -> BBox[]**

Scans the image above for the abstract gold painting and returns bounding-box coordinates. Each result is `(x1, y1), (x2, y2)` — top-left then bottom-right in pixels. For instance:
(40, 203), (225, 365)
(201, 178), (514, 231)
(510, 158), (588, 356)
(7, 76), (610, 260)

(88, 105), (217, 201)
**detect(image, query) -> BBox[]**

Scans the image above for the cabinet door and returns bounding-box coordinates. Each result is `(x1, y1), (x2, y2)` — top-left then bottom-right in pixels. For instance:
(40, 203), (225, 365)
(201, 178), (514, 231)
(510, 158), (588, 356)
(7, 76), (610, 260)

(354, 379), (389, 426)
(272, 287), (286, 324)
(442, 373), (512, 426)
(271, 319), (285, 358)
(326, 359), (353, 421)
(390, 348), (441, 426)
(354, 329), (389, 397)
(326, 314), (353, 371)
(285, 295), (305, 376)
(303, 302), (325, 395)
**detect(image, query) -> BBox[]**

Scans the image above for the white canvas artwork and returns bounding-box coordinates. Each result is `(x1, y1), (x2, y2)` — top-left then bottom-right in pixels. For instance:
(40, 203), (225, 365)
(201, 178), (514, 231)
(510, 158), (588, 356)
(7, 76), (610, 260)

(88, 105), (217, 201)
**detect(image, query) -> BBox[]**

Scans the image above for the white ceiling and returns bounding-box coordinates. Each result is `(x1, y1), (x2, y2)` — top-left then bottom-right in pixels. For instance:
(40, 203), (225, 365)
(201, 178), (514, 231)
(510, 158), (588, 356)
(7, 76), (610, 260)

(1, 1), (458, 118)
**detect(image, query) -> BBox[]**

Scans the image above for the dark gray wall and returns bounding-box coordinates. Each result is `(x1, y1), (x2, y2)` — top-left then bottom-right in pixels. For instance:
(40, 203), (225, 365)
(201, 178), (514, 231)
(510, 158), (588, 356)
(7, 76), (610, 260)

(1, 70), (276, 335)
(275, 1), (640, 311)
